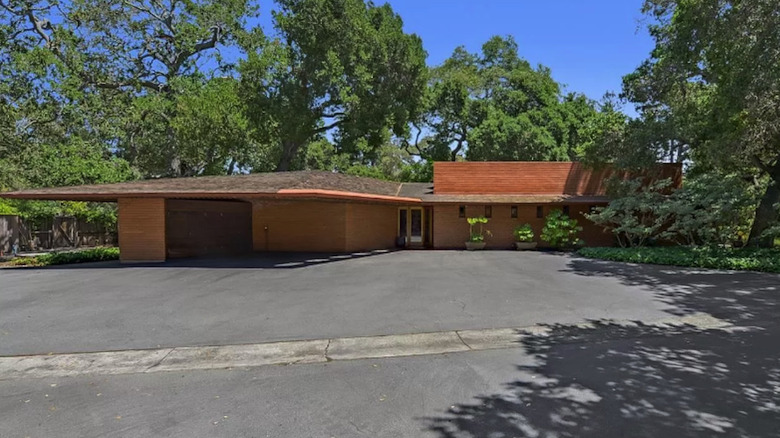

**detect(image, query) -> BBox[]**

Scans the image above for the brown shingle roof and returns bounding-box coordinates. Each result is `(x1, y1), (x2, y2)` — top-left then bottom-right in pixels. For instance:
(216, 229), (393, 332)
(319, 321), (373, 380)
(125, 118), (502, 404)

(0, 171), (405, 202)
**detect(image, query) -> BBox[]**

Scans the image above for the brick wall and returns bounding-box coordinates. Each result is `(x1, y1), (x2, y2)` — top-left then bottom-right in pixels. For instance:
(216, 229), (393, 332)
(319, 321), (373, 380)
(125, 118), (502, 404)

(432, 203), (613, 249)
(433, 162), (683, 195)
(252, 200), (400, 253)
(118, 198), (166, 262)
(345, 203), (398, 252)
(252, 199), (348, 252)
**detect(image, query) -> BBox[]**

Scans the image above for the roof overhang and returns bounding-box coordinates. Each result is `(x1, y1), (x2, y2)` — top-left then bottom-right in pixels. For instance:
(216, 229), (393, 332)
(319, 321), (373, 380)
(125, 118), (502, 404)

(0, 189), (423, 204)
(419, 194), (610, 204)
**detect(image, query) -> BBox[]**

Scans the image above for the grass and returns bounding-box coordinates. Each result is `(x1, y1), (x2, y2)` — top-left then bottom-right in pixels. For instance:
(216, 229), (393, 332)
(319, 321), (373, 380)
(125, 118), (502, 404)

(6, 247), (120, 267)
(577, 246), (780, 273)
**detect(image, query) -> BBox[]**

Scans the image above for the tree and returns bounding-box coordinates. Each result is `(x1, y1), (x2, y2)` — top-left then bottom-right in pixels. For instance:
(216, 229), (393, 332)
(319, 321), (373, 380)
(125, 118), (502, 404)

(240, 0), (427, 171)
(417, 36), (601, 163)
(632, 0), (780, 246)
(1, 0), (262, 177)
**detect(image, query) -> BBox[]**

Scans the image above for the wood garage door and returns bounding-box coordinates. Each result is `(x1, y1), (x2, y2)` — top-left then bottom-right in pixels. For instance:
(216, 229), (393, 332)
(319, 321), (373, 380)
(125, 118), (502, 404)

(166, 199), (252, 258)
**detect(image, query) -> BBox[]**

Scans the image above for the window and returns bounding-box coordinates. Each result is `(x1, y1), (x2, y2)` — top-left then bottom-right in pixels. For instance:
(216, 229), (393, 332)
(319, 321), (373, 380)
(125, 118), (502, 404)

(536, 206), (543, 218)
(563, 205), (570, 216)
(484, 205), (492, 218)
(510, 205), (518, 218)
(459, 205), (466, 218)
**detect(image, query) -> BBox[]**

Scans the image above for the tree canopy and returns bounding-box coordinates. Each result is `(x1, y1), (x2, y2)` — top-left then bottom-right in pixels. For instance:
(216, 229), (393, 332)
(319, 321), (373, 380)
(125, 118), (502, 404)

(0, 0), (776, 247)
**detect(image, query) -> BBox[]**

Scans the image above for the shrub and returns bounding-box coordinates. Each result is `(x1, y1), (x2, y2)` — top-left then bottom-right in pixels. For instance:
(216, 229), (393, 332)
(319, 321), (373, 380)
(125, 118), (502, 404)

(541, 209), (583, 248)
(577, 246), (780, 273)
(7, 247), (120, 267)
(467, 216), (490, 242)
(586, 174), (759, 247)
(513, 224), (534, 242)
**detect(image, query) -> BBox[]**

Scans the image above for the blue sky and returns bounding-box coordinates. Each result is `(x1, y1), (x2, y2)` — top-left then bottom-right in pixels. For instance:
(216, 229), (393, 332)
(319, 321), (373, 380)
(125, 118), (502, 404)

(259, 1), (654, 114)
(383, 1), (653, 103)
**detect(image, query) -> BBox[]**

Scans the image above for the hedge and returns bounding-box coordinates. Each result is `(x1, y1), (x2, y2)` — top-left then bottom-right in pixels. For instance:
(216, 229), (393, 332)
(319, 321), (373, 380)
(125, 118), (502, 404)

(577, 246), (780, 273)
(7, 247), (120, 267)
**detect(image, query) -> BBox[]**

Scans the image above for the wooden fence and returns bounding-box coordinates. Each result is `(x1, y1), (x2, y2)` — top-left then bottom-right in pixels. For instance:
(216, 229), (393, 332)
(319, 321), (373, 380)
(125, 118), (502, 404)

(0, 215), (116, 254)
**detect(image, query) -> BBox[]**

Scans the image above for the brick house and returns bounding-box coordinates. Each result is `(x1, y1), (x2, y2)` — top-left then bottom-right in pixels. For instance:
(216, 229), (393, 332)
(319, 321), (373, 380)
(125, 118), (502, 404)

(0, 161), (682, 262)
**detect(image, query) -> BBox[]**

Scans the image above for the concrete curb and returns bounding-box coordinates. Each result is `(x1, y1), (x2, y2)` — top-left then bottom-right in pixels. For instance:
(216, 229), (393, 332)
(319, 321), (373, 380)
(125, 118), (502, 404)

(0, 313), (732, 380)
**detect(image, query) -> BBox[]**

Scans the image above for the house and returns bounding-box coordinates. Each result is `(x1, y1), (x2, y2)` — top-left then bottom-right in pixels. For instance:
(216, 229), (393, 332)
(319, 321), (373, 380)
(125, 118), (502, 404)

(0, 161), (682, 262)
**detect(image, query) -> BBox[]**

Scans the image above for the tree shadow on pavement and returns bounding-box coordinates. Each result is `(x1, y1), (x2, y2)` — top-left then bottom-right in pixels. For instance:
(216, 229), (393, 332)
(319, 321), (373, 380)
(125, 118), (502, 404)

(425, 259), (780, 438)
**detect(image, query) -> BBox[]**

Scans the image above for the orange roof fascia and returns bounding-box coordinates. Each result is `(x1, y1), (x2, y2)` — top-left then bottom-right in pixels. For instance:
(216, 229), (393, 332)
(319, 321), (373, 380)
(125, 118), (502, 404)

(276, 189), (421, 203)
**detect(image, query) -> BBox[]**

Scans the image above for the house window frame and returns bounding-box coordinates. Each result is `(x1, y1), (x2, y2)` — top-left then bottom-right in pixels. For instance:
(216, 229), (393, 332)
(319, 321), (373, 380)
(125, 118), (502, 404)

(458, 205), (466, 218)
(510, 205), (518, 218)
(536, 206), (544, 219)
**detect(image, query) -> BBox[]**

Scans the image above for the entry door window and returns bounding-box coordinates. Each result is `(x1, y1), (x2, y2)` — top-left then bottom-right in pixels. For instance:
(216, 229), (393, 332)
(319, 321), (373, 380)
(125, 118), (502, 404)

(410, 208), (423, 243)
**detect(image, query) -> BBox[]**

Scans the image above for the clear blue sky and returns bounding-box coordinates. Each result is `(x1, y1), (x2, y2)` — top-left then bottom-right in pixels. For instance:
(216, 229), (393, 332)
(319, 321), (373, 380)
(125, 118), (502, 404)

(386, 1), (652, 107)
(257, 1), (654, 114)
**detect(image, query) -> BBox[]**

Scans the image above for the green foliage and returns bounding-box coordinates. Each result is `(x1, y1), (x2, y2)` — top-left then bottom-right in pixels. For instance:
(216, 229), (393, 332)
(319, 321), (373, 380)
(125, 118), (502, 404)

(541, 209), (583, 248)
(7, 247), (120, 267)
(630, 0), (780, 246)
(513, 224), (534, 242)
(659, 173), (758, 246)
(0, 200), (117, 228)
(415, 36), (601, 163)
(586, 174), (758, 247)
(466, 216), (490, 242)
(578, 246), (780, 273)
(240, 0), (427, 171)
(586, 178), (674, 247)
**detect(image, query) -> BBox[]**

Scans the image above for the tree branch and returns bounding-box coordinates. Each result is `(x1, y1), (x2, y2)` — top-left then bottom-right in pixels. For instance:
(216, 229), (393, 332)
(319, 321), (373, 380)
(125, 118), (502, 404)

(312, 119), (342, 134)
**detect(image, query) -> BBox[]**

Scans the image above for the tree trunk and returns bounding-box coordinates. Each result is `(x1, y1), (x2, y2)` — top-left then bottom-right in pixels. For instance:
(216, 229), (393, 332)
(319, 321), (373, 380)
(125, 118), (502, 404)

(275, 141), (300, 172)
(748, 161), (780, 247)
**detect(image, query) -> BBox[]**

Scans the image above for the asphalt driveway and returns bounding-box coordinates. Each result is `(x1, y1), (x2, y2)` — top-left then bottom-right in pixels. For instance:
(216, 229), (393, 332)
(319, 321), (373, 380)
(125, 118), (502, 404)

(0, 250), (763, 356)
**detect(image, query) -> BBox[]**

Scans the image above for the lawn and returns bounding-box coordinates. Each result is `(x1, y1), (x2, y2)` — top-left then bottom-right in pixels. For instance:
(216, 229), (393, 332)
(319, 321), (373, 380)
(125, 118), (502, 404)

(578, 246), (780, 273)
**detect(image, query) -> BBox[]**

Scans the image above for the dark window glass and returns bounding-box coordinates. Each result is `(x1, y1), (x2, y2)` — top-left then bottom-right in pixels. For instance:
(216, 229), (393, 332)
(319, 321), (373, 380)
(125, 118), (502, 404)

(563, 206), (570, 216)
(484, 205), (492, 218)
(510, 205), (518, 218)
(536, 206), (543, 218)
(399, 209), (408, 237)
(459, 205), (466, 218)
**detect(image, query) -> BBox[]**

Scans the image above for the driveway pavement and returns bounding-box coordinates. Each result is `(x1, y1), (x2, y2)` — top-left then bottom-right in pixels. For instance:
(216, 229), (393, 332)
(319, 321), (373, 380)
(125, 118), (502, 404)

(5, 249), (779, 358)
(2, 253), (779, 437)
(0, 251), (677, 356)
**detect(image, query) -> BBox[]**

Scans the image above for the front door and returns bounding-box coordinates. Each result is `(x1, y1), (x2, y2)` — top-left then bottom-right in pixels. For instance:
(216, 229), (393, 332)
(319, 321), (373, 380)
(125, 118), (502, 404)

(398, 207), (424, 247)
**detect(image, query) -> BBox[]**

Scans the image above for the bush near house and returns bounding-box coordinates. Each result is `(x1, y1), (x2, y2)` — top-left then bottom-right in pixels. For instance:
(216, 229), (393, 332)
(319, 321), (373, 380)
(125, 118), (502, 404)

(541, 209), (583, 248)
(577, 246), (780, 273)
(6, 247), (119, 267)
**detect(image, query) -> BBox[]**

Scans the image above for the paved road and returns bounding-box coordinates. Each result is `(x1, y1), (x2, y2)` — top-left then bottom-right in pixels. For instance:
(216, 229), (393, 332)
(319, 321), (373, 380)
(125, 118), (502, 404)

(1, 251), (677, 355)
(1, 255), (778, 437)
(2, 321), (778, 437)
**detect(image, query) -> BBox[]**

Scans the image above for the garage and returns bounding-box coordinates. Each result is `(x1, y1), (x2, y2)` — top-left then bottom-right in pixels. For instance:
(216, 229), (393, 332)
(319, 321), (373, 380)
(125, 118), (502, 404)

(165, 199), (252, 258)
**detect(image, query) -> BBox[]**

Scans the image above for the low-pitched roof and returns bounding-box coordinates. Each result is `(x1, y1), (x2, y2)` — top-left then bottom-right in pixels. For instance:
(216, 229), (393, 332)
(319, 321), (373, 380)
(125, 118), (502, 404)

(1, 171), (415, 203)
(1, 162), (660, 204)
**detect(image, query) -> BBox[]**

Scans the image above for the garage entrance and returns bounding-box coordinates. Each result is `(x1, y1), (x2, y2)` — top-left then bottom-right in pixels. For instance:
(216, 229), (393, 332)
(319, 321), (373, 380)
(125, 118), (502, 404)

(166, 199), (252, 258)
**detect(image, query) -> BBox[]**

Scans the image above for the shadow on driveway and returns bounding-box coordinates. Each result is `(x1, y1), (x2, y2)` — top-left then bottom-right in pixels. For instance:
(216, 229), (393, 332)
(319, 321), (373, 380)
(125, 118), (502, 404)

(424, 259), (780, 437)
(11, 249), (397, 270)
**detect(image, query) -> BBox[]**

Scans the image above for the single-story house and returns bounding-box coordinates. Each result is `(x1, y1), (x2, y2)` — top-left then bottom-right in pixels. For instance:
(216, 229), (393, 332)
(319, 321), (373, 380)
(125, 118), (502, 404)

(0, 161), (682, 262)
